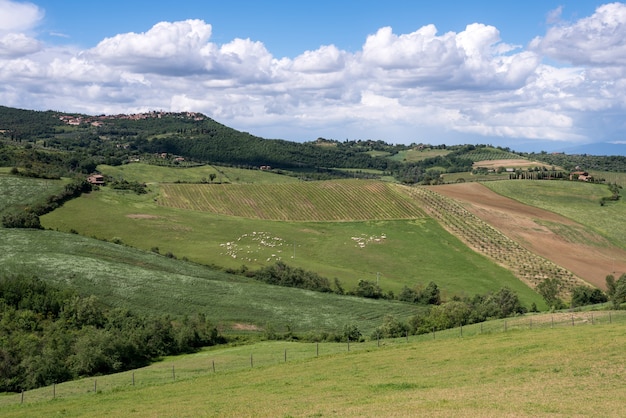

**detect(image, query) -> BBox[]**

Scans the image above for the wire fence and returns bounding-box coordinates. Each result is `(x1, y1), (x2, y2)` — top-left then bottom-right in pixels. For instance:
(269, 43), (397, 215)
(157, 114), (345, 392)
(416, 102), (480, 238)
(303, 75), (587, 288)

(2, 309), (626, 407)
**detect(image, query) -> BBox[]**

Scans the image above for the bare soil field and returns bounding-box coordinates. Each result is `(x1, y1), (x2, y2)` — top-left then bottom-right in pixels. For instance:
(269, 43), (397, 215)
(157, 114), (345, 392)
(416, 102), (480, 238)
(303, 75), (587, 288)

(431, 182), (626, 289)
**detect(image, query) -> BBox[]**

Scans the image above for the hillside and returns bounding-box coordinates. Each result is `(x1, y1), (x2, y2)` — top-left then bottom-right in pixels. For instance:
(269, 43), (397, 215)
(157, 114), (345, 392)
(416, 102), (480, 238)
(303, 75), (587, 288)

(39, 173), (542, 305)
(2, 314), (626, 416)
(0, 228), (419, 334)
(432, 182), (626, 289)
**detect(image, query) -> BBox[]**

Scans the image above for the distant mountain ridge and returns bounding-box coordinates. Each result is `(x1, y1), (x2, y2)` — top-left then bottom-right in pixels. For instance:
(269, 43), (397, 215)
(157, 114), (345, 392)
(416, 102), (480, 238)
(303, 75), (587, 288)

(555, 142), (626, 156)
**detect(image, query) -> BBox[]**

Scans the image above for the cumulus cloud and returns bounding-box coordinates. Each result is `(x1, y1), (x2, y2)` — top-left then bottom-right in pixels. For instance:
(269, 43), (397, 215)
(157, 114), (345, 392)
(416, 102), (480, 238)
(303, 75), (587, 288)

(361, 24), (538, 90)
(88, 19), (213, 75)
(0, 0), (42, 33)
(0, 0), (42, 57)
(532, 3), (626, 66)
(3, 4), (626, 147)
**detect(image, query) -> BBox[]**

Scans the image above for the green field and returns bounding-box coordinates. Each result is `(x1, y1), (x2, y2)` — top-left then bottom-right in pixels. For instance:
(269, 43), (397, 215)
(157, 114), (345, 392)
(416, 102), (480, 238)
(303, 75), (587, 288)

(2, 314), (625, 417)
(99, 163), (300, 184)
(589, 170), (626, 188)
(389, 148), (450, 162)
(483, 180), (626, 250)
(39, 180), (541, 304)
(158, 180), (425, 220)
(0, 171), (66, 214)
(0, 228), (419, 334)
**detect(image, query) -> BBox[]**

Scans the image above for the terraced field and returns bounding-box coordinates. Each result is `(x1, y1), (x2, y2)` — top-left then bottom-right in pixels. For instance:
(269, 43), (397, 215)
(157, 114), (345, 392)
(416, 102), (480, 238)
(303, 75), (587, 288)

(158, 179), (426, 221)
(431, 182), (626, 289)
(401, 185), (588, 297)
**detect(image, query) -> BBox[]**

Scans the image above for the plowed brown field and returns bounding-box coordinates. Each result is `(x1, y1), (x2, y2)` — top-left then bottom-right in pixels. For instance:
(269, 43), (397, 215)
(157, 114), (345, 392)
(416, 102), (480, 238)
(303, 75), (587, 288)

(430, 182), (626, 289)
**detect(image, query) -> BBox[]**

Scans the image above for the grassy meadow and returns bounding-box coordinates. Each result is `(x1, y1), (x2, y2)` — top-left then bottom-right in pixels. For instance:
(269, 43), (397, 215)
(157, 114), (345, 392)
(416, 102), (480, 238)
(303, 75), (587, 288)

(483, 180), (626, 250)
(2, 313), (626, 417)
(0, 170), (66, 214)
(100, 163), (300, 185)
(39, 173), (541, 304)
(389, 148), (450, 162)
(0, 228), (420, 333)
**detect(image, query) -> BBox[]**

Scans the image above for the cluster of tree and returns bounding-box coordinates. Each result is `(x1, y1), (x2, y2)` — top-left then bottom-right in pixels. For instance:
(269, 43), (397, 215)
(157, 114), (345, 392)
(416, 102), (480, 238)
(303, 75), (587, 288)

(0, 147), (97, 179)
(0, 106), (64, 142)
(393, 150), (475, 184)
(600, 182), (622, 205)
(109, 179), (148, 194)
(507, 169), (568, 180)
(1, 179), (92, 229)
(605, 273), (626, 308)
(321, 287), (528, 341)
(244, 261), (333, 292)
(0, 274), (225, 392)
(398, 282), (442, 305)
(529, 152), (626, 173)
(536, 277), (610, 310)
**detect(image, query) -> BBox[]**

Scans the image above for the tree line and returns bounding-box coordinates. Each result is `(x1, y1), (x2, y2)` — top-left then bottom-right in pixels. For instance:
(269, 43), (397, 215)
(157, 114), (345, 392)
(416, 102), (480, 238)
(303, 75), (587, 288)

(0, 274), (225, 392)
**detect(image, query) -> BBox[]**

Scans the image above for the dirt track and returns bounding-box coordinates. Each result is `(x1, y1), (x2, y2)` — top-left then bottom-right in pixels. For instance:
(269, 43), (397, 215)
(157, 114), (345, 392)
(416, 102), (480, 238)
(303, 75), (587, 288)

(430, 183), (626, 289)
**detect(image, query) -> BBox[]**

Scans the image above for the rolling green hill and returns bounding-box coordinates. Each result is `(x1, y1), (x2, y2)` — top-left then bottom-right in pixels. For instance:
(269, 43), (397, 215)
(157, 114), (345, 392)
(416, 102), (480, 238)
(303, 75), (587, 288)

(39, 175), (541, 305)
(0, 228), (419, 334)
(2, 313), (625, 416)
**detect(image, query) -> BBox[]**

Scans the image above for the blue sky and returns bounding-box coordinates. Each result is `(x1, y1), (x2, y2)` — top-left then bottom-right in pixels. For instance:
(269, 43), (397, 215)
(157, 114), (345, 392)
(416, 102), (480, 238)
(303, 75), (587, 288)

(1, 0), (624, 152)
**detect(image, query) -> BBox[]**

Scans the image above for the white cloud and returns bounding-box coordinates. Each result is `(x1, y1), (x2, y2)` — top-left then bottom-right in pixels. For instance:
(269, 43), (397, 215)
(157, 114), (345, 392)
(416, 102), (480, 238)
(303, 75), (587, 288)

(2, 5), (626, 148)
(532, 3), (626, 66)
(0, 33), (40, 57)
(89, 19), (213, 75)
(0, 0), (43, 33)
(0, 0), (42, 57)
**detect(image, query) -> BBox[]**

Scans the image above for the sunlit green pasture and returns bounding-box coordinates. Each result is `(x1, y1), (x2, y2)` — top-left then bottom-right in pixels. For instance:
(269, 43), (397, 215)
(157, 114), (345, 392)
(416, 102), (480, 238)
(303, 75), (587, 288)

(589, 170), (626, 188)
(389, 148), (451, 162)
(0, 172), (66, 214)
(0, 228), (419, 333)
(3, 315), (625, 417)
(483, 180), (626, 250)
(40, 184), (542, 305)
(158, 180), (425, 220)
(99, 163), (300, 184)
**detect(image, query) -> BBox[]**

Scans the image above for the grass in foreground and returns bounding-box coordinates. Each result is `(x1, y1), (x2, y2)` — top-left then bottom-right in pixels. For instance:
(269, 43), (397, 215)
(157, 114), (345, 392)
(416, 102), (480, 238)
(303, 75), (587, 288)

(2, 312), (625, 417)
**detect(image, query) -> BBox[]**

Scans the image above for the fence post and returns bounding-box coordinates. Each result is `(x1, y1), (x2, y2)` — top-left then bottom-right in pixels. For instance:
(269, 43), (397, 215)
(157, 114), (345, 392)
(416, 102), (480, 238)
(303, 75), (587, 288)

(609, 312), (612, 324)
(132, 372), (135, 386)
(571, 315), (575, 326)
(504, 320), (507, 332)
(94, 379), (97, 393)
(459, 324), (463, 337)
(406, 330), (409, 342)
(212, 360), (216, 373)
(172, 365), (175, 380)
(347, 336), (350, 352)
(21, 390), (24, 404)
(316, 342), (319, 357)
(53, 383), (55, 399)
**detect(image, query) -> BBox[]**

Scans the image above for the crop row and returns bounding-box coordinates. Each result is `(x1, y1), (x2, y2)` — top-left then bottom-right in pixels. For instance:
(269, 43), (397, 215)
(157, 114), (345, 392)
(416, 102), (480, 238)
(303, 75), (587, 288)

(464, 151), (521, 162)
(400, 185), (587, 297)
(158, 180), (426, 221)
